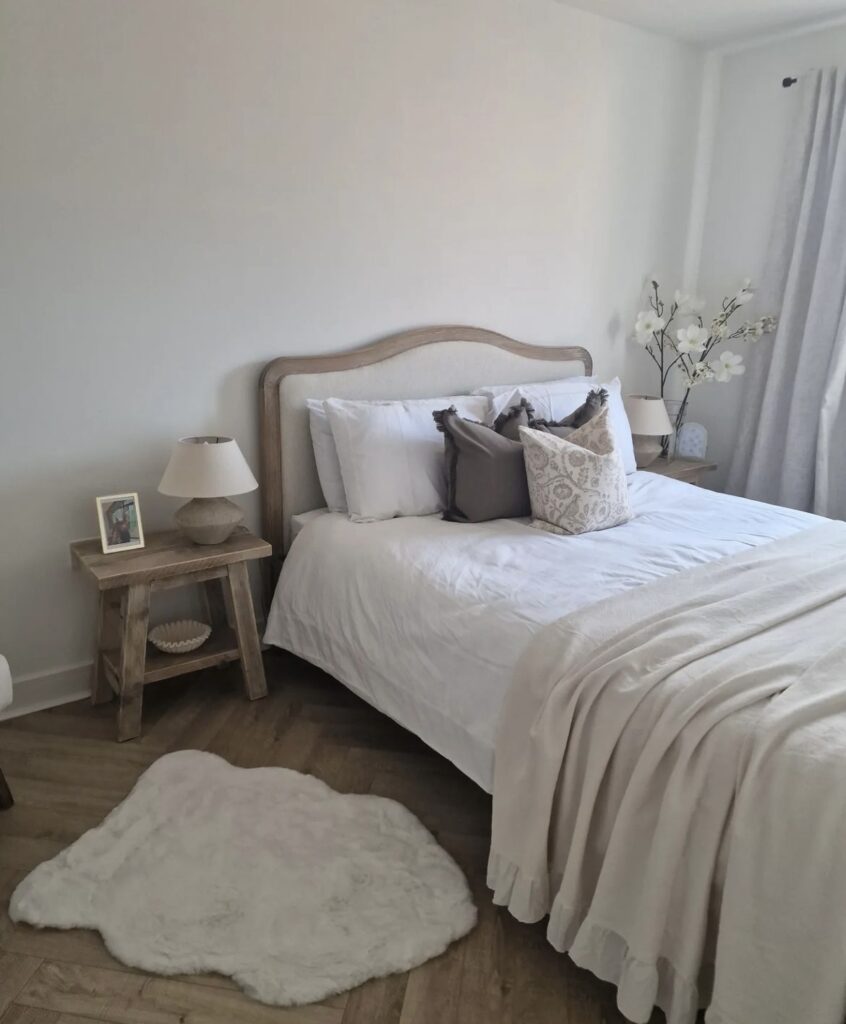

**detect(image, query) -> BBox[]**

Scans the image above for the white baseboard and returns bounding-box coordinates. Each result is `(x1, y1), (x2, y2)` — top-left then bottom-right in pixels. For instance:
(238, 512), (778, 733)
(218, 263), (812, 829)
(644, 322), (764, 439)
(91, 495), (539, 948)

(0, 662), (92, 721)
(1, 614), (269, 723)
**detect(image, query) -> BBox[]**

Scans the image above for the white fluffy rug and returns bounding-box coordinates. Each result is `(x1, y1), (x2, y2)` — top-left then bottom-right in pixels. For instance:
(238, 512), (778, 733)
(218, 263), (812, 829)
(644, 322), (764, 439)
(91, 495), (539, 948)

(9, 750), (476, 1005)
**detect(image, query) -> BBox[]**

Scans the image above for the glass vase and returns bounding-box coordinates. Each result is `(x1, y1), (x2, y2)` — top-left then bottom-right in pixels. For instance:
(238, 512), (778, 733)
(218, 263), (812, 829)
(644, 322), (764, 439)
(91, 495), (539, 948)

(663, 398), (687, 460)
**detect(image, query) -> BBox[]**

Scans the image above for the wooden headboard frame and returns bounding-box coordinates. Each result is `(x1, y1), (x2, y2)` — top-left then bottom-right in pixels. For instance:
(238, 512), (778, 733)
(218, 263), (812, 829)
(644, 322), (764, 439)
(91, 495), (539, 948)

(259, 324), (592, 583)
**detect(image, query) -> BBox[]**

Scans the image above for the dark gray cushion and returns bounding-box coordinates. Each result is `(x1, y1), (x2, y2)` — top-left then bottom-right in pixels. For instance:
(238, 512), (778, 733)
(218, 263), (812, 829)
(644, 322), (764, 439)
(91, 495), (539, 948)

(531, 387), (608, 437)
(493, 398), (535, 441)
(432, 389), (608, 524)
(433, 404), (531, 522)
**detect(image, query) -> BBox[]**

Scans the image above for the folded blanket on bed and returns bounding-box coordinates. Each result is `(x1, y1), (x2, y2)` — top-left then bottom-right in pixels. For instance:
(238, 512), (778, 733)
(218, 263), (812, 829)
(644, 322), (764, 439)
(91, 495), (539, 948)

(488, 522), (846, 1024)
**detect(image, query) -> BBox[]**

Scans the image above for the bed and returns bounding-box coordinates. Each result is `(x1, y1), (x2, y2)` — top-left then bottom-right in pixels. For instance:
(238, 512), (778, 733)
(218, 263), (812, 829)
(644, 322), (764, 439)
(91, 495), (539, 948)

(259, 327), (846, 1024)
(264, 481), (816, 794)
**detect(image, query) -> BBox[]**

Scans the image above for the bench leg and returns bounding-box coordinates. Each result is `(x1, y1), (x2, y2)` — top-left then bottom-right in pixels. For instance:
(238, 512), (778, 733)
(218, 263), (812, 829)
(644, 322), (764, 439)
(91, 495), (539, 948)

(117, 583), (150, 742)
(201, 577), (230, 631)
(226, 562), (268, 701)
(92, 590), (121, 705)
(0, 765), (13, 810)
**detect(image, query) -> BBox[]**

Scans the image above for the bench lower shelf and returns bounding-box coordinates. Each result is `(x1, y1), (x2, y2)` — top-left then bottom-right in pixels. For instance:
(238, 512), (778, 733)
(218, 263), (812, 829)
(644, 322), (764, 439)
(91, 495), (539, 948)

(102, 627), (241, 687)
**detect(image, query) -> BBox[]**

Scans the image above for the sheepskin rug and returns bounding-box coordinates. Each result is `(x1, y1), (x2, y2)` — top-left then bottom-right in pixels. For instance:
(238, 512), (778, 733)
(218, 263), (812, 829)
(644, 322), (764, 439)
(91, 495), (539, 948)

(9, 750), (477, 1005)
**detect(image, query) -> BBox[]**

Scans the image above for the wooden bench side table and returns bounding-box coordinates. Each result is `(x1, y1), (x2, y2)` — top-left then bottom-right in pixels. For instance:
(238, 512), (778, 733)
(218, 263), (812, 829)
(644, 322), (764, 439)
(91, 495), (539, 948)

(71, 528), (271, 741)
(646, 457), (717, 486)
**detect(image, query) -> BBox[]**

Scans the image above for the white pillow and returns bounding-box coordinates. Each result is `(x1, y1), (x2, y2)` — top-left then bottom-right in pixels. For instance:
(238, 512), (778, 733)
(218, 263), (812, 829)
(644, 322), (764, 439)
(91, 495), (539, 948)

(472, 376), (637, 475)
(306, 399), (347, 513)
(325, 395), (489, 522)
(472, 375), (597, 418)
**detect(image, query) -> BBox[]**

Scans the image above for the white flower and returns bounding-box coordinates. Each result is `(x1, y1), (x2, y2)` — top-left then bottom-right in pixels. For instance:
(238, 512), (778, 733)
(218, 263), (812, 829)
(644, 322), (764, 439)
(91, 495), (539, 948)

(634, 310), (665, 344)
(676, 324), (709, 354)
(711, 321), (728, 339)
(740, 318), (767, 340)
(735, 278), (754, 305)
(674, 290), (706, 315)
(685, 361), (715, 388)
(712, 350), (745, 382)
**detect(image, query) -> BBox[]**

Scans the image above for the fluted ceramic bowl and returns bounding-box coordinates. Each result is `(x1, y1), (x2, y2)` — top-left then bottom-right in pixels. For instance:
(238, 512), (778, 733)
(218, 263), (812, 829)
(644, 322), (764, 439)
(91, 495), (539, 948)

(148, 620), (211, 655)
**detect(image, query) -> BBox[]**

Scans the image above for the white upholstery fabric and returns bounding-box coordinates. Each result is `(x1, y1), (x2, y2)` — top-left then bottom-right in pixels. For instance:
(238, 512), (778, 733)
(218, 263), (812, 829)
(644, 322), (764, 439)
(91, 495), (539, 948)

(277, 341), (589, 550)
(0, 656), (11, 713)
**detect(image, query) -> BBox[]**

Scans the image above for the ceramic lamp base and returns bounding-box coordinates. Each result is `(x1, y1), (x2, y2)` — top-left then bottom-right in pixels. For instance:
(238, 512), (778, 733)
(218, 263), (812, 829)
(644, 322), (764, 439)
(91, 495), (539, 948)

(174, 497), (244, 545)
(633, 435), (663, 469)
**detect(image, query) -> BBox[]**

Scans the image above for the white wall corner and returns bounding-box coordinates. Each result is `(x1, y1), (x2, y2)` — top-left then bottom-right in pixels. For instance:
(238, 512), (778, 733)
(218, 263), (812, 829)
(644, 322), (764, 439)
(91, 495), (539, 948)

(681, 49), (723, 293)
(715, 13), (846, 57)
(683, 10), (846, 293)
(0, 662), (92, 721)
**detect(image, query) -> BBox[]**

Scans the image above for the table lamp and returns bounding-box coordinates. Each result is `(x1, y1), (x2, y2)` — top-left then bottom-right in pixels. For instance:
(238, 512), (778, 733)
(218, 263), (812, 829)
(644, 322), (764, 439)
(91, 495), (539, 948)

(624, 396), (673, 468)
(158, 436), (258, 544)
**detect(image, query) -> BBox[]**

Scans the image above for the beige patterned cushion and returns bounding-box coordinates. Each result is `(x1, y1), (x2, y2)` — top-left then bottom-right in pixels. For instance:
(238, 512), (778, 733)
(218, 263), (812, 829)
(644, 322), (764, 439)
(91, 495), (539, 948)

(519, 406), (632, 535)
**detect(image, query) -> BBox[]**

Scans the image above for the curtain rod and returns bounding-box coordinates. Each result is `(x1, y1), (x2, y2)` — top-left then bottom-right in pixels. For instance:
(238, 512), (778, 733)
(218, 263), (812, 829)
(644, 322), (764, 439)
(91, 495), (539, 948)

(783, 76), (798, 88)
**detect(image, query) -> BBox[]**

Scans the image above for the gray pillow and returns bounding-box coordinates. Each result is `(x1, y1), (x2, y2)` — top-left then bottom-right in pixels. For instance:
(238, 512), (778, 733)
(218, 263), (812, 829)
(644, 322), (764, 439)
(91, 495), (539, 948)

(432, 390), (608, 524)
(531, 387), (608, 438)
(433, 404), (531, 522)
(493, 398), (536, 440)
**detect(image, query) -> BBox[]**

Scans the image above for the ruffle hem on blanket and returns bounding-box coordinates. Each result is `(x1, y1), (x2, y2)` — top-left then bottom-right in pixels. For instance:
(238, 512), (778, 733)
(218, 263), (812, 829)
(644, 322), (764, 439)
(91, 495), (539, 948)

(487, 851), (705, 1024)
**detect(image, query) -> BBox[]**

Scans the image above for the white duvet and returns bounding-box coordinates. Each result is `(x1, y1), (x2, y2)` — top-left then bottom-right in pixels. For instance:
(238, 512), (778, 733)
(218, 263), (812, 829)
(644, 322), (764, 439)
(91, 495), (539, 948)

(264, 473), (821, 791)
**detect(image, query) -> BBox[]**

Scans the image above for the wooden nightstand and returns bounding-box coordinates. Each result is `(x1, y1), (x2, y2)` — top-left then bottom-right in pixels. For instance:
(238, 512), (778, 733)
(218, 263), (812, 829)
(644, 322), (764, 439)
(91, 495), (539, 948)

(646, 457), (717, 486)
(71, 527), (271, 741)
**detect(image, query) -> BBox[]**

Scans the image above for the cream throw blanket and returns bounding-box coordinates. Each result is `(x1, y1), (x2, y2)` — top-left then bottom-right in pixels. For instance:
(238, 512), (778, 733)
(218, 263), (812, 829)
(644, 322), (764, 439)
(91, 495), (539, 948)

(488, 523), (846, 1024)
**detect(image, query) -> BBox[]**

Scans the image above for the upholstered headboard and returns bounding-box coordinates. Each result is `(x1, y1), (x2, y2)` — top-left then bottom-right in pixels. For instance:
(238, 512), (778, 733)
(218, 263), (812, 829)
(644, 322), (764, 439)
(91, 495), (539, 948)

(259, 325), (592, 572)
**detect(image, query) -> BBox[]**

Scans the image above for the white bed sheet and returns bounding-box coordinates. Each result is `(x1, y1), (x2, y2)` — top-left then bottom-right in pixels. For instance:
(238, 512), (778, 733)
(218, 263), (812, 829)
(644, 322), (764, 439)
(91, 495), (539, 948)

(264, 474), (822, 792)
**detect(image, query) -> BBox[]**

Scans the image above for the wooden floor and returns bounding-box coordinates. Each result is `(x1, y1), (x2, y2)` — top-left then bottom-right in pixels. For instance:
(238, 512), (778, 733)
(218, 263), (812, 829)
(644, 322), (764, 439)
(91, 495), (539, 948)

(0, 651), (657, 1024)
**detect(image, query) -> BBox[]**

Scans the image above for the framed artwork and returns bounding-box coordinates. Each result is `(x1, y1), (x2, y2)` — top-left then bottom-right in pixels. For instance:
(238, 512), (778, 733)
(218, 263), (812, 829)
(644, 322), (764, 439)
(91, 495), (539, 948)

(96, 493), (145, 554)
(676, 422), (709, 460)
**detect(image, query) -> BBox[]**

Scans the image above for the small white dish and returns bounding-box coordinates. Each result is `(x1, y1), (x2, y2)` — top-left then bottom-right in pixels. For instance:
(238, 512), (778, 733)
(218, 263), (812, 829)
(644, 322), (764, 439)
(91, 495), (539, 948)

(148, 620), (211, 655)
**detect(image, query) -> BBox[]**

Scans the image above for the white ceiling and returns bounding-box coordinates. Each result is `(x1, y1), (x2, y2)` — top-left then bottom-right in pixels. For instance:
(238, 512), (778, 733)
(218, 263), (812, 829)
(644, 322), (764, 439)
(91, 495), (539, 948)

(557, 0), (846, 45)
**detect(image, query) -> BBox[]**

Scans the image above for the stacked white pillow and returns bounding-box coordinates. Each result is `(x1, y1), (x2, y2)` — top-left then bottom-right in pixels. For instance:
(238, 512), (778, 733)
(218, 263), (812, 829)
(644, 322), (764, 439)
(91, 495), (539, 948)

(471, 376), (637, 475)
(306, 377), (637, 523)
(307, 400), (348, 513)
(309, 395), (489, 522)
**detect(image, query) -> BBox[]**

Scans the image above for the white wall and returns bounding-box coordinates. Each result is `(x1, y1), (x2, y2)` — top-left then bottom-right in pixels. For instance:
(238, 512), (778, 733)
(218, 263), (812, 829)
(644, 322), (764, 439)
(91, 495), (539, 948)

(0, 0), (703, 709)
(693, 23), (846, 488)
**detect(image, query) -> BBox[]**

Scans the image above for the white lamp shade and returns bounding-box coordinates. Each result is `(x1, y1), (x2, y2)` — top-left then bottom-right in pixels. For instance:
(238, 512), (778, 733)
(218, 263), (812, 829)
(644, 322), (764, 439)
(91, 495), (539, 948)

(158, 436), (258, 498)
(624, 396), (674, 436)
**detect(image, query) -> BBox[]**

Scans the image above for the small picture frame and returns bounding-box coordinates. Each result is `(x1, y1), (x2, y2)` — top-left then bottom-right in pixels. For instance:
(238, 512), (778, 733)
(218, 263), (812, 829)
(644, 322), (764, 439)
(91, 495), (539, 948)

(96, 493), (145, 554)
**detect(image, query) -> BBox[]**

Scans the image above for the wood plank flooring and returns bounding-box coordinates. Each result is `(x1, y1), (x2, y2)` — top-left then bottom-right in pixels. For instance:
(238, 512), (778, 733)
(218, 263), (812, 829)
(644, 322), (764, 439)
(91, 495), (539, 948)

(0, 651), (658, 1024)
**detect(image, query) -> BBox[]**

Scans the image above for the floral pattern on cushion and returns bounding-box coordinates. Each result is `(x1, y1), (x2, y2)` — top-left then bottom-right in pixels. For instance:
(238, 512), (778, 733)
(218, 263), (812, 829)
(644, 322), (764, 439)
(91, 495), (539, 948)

(519, 406), (632, 535)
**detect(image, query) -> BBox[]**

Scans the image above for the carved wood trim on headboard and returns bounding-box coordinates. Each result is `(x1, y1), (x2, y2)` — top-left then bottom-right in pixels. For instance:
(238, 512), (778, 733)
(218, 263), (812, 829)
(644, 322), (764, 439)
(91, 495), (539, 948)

(258, 325), (592, 591)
